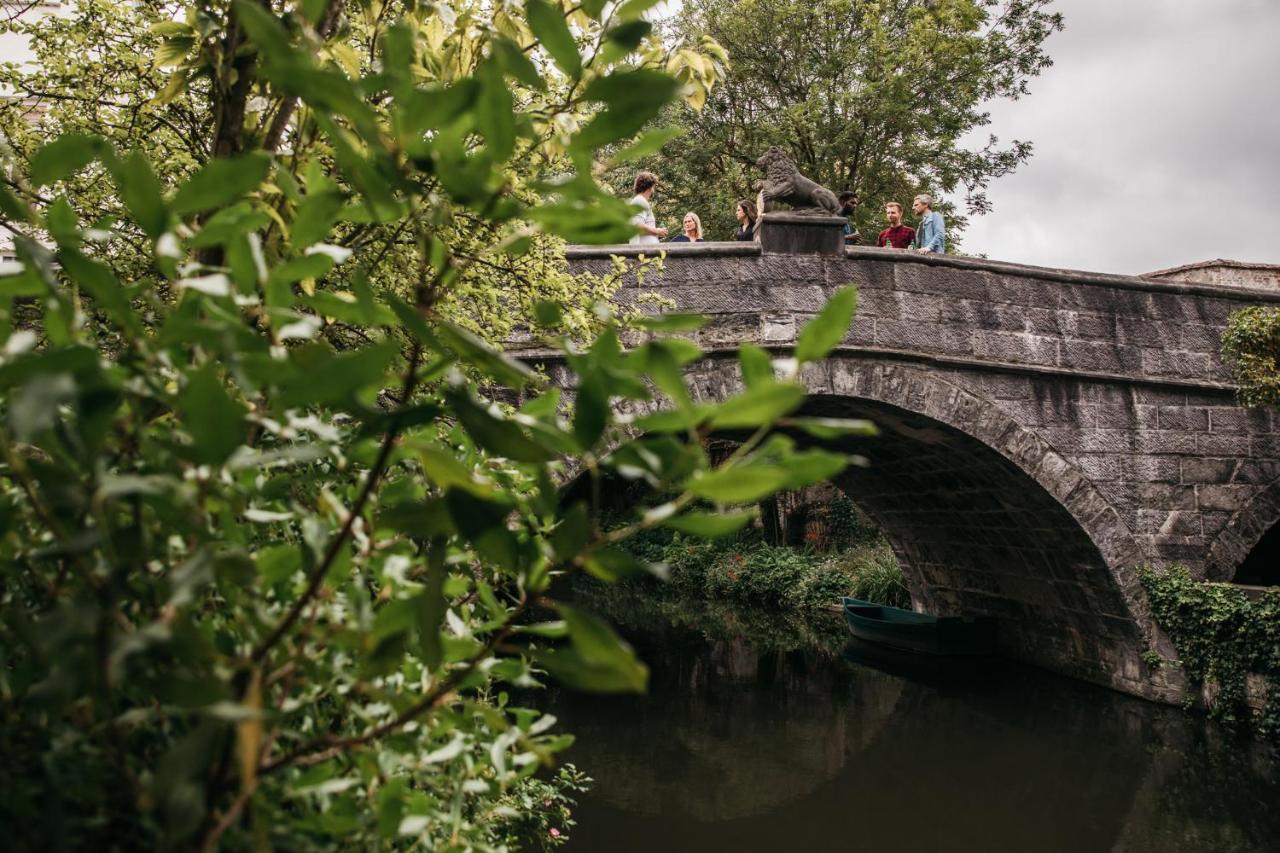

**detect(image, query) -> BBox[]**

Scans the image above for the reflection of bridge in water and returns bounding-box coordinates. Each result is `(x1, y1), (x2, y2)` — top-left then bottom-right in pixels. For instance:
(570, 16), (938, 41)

(522, 232), (1280, 701)
(546, 604), (1280, 853)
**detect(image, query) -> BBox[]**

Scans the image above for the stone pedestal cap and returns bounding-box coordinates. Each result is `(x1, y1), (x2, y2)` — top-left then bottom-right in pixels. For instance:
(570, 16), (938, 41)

(757, 212), (847, 255)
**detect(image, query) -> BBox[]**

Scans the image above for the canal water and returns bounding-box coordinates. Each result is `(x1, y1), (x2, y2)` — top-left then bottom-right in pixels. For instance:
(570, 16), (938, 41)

(541, 591), (1280, 853)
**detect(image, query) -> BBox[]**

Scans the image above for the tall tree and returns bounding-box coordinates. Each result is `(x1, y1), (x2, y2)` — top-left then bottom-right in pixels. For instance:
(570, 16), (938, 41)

(635, 0), (1063, 243)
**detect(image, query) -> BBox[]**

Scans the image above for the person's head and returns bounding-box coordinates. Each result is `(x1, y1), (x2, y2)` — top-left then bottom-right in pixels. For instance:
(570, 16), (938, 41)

(735, 198), (757, 225)
(885, 202), (903, 226)
(682, 211), (703, 239)
(633, 171), (658, 199)
(912, 194), (933, 216)
(838, 191), (857, 216)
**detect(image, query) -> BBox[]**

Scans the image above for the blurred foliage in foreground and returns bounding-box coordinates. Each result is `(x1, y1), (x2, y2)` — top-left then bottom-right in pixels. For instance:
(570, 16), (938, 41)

(0, 0), (876, 848)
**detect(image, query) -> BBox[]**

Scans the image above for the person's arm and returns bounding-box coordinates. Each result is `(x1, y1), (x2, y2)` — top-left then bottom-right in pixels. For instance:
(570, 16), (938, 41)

(630, 208), (667, 237)
(923, 213), (945, 253)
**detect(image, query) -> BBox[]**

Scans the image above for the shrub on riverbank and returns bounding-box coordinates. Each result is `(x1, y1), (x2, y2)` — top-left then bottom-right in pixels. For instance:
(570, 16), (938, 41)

(612, 526), (909, 612)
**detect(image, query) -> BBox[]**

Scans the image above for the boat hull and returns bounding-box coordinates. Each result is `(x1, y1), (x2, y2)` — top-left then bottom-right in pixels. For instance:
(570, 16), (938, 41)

(842, 597), (996, 656)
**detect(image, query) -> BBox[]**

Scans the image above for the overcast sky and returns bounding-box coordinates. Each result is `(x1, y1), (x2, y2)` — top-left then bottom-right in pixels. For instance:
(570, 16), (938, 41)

(959, 0), (1280, 275)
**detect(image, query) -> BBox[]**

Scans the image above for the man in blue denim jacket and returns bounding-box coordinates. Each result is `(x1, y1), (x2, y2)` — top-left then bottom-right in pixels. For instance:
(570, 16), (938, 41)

(911, 194), (945, 254)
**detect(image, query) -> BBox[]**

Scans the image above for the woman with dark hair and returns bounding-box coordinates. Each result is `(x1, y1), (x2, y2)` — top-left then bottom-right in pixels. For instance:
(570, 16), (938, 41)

(734, 198), (758, 241)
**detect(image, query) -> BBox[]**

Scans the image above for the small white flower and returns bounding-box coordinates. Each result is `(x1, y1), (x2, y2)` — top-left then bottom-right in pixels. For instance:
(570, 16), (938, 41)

(276, 315), (322, 341)
(3, 330), (36, 356)
(155, 233), (182, 259)
(178, 273), (232, 297)
(83, 228), (113, 242)
(305, 243), (353, 264)
(243, 508), (293, 522)
(247, 232), (267, 284)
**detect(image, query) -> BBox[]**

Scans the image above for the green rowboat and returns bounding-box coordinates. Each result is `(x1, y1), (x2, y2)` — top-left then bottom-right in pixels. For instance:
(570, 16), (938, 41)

(842, 596), (996, 656)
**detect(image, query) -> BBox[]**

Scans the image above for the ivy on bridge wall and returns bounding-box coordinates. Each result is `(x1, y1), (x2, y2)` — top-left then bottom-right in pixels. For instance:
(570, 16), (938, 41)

(1140, 567), (1280, 736)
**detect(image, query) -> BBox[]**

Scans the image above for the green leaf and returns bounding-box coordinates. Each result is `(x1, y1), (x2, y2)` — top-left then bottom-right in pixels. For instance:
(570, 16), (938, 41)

(611, 126), (683, 165)
(779, 448), (849, 489)
(276, 343), (397, 407)
(739, 344), (773, 389)
(532, 300), (562, 328)
(292, 189), (347, 248)
(580, 0), (608, 18)
(685, 464), (790, 504)
(0, 184), (30, 223)
(377, 498), (454, 538)
(0, 345), (98, 389)
(606, 18), (652, 49)
(491, 38), (545, 91)
(57, 249), (143, 338)
(398, 81), (480, 138)
(782, 417), (878, 439)
(573, 70), (681, 151)
(30, 134), (107, 186)
(256, 544), (302, 585)
(475, 59), (515, 160)
(630, 312), (705, 332)
(445, 489), (519, 573)
(435, 318), (538, 389)
(662, 508), (757, 538)
(706, 381), (805, 430)
(107, 151), (168, 239)
(178, 364), (247, 466)
(447, 390), (554, 463)
(550, 501), (590, 561)
(416, 543), (447, 670)
(171, 152), (273, 217)
(537, 603), (647, 692)
(617, 0), (665, 20)
(583, 547), (660, 582)
(795, 286), (857, 362)
(9, 373), (76, 441)
(572, 372), (609, 450)
(377, 779), (407, 840)
(412, 442), (494, 497)
(525, 0), (582, 78)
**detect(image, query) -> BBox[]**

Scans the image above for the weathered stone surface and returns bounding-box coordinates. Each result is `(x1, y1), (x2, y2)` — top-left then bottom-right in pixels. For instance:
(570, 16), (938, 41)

(537, 245), (1280, 706)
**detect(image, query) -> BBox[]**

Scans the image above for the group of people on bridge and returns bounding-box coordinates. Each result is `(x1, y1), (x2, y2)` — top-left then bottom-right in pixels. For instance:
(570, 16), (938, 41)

(625, 170), (946, 254)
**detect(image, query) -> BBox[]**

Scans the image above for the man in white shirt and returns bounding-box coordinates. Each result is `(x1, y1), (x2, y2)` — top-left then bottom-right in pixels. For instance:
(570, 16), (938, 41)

(628, 171), (667, 244)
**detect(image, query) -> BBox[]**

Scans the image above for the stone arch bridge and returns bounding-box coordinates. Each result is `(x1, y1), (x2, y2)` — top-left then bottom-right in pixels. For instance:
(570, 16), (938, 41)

(519, 236), (1280, 701)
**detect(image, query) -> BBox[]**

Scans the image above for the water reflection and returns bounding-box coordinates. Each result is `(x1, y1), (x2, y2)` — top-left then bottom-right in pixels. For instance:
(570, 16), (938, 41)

(544, 592), (1279, 853)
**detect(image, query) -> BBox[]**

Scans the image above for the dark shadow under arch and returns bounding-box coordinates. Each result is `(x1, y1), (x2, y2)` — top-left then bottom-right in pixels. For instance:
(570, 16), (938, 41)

(794, 392), (1148, 689)
(1206, 474), (1280, 583)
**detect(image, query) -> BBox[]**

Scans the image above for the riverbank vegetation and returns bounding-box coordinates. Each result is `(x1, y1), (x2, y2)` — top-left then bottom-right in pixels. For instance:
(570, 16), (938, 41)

(1141, 567), (1280, 737)
(584, 493), (910, 613)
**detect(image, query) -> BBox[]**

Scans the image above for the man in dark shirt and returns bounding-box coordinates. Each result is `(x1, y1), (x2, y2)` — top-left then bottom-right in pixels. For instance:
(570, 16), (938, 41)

(876, 201), (916, 249)
(837, 192), (859, 245)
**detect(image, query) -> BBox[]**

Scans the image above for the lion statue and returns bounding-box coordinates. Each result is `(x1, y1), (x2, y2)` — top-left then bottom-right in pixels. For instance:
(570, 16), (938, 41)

(755, 147), (841, 215)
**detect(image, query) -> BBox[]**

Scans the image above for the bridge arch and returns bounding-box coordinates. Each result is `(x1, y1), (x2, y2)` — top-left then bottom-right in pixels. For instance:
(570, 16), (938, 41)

(684, 356), (1173, 697)
(1206, 474), (1280, 584)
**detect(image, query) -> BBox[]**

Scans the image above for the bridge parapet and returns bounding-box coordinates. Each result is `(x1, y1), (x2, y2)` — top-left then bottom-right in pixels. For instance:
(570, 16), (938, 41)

(563, 242), (1279, 390)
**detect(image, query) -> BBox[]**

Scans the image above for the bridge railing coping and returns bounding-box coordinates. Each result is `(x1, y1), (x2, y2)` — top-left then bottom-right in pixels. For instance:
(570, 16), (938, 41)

(562, 242), (1280, 304)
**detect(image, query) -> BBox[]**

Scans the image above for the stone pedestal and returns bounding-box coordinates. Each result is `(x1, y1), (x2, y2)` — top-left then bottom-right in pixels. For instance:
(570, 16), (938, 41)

(756, 212), (846, 255)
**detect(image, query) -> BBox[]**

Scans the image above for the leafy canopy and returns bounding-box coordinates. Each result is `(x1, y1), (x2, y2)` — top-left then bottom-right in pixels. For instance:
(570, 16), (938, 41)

(0, 0), (868, 848)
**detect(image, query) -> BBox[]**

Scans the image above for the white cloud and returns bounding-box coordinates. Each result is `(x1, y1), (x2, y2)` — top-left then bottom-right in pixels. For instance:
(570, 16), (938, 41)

(960, 0), (1280, 275)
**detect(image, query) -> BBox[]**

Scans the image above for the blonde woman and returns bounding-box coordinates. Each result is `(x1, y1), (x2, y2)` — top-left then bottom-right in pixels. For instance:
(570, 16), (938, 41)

(668, 211), (705, 242)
